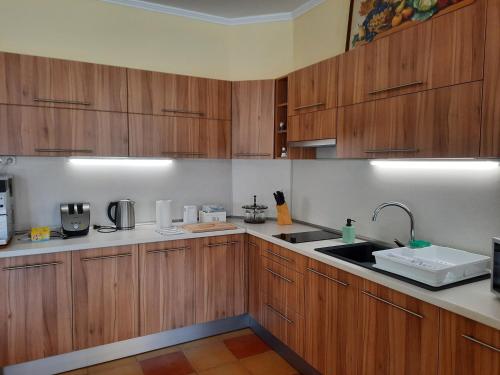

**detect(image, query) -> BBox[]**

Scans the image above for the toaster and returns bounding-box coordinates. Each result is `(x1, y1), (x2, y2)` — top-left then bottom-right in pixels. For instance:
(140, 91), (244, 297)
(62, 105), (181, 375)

(60, 203), (90, 237)
(492, 237), (500, 298)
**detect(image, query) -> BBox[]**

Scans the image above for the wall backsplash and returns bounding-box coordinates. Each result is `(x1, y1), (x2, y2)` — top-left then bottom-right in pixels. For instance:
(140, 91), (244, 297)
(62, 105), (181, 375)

(2, 157), (232, 230)
(291, 159), (500, 256)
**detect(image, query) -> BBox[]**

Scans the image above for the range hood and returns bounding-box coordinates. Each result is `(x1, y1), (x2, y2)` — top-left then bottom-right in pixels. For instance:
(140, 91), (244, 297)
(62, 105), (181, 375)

(288, 139), (337, 148)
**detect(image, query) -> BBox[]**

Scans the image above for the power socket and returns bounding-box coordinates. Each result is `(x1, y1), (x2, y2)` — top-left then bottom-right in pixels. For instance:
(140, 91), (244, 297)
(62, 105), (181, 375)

(0, 156), (16, 166)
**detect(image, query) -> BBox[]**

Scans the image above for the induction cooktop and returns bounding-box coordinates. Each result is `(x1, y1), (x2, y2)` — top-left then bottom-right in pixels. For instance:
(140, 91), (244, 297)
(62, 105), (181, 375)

(273, 230), (342, 244)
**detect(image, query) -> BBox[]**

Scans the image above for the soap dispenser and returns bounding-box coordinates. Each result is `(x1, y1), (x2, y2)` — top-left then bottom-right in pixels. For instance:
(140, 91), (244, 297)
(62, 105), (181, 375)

(342, 218), (356, 244)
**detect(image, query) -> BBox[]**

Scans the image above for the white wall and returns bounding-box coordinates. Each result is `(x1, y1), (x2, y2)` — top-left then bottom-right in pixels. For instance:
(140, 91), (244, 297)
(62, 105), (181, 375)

(231, 160), (292, 218)
(1, 157), (232, 230)
(291, 160), (500, 256)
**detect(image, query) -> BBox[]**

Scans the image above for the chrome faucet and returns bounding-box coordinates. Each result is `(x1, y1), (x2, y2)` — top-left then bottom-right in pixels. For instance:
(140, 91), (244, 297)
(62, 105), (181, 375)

(372, 201), (415, 244)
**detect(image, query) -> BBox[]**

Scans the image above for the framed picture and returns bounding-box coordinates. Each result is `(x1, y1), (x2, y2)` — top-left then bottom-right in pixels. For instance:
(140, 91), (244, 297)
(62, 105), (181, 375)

(346, 0), (473, 51)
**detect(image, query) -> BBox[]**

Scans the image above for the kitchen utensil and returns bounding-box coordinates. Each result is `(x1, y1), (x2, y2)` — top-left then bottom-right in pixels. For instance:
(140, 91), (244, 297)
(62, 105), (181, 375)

(242, 195), (268, 224)
(60, 202), (90, 237)
(183, 205), (198, 224)
(274, 190), (292, 225)
(156, 200), (173, 229)
(107, 199), (135, 230)
(182, 222), (238, 233)
(0, 175), (14, 246)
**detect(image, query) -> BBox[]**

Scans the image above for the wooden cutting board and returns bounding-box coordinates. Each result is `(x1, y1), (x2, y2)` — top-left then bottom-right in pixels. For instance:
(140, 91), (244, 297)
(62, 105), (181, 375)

(182, 222), (239, 233)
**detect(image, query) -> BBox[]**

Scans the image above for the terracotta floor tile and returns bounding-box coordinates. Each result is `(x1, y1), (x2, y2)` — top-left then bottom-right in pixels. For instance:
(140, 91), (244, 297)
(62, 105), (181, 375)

(136, 345), (182, 362)
(88, 357), (138, 374)
(224, 334), (270, 359)
(240, 351), (298, 375)
(183, 341), (237, 371)
(198, 362), (252, 375)
(88, 362), (143, 375)
(180, 329), (253, 350)
(140, 351), (194, 375)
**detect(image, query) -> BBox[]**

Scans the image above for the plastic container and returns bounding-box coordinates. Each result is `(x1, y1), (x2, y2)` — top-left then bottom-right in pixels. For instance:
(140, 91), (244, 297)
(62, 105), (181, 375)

(373, 245), (490, 287)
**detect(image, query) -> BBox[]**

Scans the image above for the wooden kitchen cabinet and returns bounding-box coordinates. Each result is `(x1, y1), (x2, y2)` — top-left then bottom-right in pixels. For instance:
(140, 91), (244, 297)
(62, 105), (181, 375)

(72, 245), (139, 350)
(438, 310), (499, 375)
(0, 105), (129, 157)
(288, 108), (336, 142)
(337, 82), (482, 158)
(139, 240), (196, 336)
(0, 52), (127, 112)
(259, 240), (308, 273)
(481, 0), (500, 157)
(288, 57), (337, 116)
(127, 68), (231, 120)
(128, 114), (231, 159)
(248, 236), (263, 321)
(0, 253), (72, 367)
(356, 280), (440, 375)
(232, 80), (275, 159)
(304, 260), (360, 375)
(195, 235), (247, 323)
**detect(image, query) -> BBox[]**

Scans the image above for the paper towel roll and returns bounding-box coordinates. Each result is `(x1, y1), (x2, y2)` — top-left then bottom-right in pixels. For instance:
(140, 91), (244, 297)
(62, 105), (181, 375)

(156, 200), (173, 229)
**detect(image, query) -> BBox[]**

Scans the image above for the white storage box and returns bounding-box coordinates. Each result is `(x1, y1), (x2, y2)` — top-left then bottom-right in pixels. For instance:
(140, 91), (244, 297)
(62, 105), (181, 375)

(199, 211), (226, 223)
(373, 246), (490, 287)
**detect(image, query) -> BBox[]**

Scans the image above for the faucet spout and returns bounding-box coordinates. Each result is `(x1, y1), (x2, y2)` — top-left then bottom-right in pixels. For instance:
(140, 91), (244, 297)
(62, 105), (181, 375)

(372, 201), (415, 244)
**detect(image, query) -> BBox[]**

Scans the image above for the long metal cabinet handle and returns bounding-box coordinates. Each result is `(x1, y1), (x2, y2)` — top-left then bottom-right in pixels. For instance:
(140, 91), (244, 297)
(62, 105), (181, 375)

(361, 290), (424, 319)
(265, 249), (292, 263)
(265, 303), (294, 324)
(206, 241), (240, 248)
(368, 81), (424, 95)
(364, 148), (419, 154)
(307, 268), (349, 287)
(462, 335), (500, 353)
(161, 108), (205, 116)
(265, 268), (294, 283)
(2, 261), (62, 271)
(35, 148), (94, 153)
(234, 153), (272, 157)
(294, 102), (325, 110)
(81, 253), (133, 262)
(34, 97), (91, 106)
(248, 242), (258, 248)
(147, 247), (190, 255)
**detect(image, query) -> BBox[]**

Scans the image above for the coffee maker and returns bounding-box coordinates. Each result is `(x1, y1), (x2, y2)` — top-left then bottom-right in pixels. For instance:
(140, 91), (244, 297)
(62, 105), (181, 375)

(0, 175), (14, 245)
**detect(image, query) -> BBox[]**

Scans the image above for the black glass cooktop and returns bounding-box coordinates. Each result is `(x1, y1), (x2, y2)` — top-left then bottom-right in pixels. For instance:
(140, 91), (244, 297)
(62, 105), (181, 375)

(273, 230), (342, 244)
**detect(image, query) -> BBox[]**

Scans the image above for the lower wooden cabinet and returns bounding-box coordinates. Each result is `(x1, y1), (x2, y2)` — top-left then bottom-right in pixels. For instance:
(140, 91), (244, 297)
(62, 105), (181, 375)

(139, 240), (196, 335)
(0, 253), (72, 367)
(439, 310), (499, 375)
(195, 235), (247, 323)
(248, 237), (263, 321)
(72, 245), (139, 350)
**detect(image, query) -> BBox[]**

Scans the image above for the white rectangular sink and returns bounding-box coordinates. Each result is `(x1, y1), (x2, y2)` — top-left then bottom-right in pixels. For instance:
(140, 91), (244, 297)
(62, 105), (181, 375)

(373, 246), (490, 287)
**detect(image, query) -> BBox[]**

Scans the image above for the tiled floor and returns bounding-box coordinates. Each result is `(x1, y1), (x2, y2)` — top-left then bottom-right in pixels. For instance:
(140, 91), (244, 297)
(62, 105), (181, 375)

(60, 329), (300, 375)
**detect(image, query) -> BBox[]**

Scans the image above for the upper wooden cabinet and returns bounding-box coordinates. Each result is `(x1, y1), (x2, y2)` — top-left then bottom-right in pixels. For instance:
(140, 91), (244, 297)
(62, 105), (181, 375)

(0, 105), (129, 157)
(288, 108), (336, 142)
(337, 82), (482, 158)
(481, 0), (500, 157)
(127, 69), (231, 120)
(128, 114), (231, 159)
(0, 52), (127, 112)
(338, 0), (486, 106)
(232, 80), (275, 159)
(288, 57), (338, 116)
(439, 310), (499, 375)
(72, 246), (139, 350)
(0, 253), (72, 367)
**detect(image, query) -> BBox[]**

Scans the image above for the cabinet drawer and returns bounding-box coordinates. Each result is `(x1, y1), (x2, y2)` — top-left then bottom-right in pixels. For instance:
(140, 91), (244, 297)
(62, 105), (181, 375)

(260, 240), (307, 273)
(260, 256), (304, 316)
(288, 108), (337, 142)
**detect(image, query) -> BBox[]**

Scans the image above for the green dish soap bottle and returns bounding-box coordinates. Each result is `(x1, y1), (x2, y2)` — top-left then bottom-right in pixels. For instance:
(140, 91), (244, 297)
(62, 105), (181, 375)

(342, 218), (356, 244)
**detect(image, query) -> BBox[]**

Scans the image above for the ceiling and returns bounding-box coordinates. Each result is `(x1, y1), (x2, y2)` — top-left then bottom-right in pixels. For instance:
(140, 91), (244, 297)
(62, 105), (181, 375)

(103, 0), (323, 24)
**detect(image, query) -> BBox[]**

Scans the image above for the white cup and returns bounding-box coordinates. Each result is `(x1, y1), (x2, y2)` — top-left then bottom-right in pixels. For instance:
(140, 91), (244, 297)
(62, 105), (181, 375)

(156, 200), (173, 229)
(183, 205), (198, 224)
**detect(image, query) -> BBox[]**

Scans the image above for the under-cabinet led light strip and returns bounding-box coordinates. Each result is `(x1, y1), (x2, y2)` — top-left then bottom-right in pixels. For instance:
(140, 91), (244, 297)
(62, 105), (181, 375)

(68, 158), (173, 167)
(370, 160), (499, 170)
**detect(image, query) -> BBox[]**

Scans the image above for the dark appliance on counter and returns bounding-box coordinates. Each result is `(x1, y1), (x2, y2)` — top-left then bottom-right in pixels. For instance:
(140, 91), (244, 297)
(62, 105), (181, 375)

(493, 238), (500, 297)
(273, 230), (342, 244)
(60, 202), (90, 237)
(107, 199), (136, 230)
(0, 175), (14, 245)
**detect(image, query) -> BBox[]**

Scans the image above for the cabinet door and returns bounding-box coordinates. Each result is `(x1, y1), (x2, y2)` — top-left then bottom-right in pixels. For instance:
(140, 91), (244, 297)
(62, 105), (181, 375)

(357, 280), (440, 375)
(248, 236), (263, 322)
(304, 260), (359, 375)
(72, 246), (139, 350)
(288, 57), (337, 116)
(481, 0), (500, 157)
(0, 105), (128, 157)
(0, 253), (72, 367)
(288, 108), (336, 142)
(139, 240), (196, 335)
(232, 80), (274, 159)
(0, 52), (127, 112)
(127, 69), (231, 120)
(195, 235), (246, 323)
(428, 0), (486, 89)
(439, 310), (499, 375)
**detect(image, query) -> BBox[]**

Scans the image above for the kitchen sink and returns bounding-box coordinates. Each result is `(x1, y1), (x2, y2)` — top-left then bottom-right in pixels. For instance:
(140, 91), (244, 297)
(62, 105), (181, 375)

(315, 242), (490, 291)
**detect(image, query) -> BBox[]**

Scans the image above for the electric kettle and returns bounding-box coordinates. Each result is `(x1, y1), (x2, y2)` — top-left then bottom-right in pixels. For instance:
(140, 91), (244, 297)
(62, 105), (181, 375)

(107, 199), (135, 230)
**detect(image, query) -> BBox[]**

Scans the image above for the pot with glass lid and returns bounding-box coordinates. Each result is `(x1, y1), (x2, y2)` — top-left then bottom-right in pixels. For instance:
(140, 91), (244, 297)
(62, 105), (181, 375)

(242, 195), (268, 224)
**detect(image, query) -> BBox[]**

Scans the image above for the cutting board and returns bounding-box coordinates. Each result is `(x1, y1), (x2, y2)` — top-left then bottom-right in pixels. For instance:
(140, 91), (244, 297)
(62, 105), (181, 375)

(182, 222), (239, 233)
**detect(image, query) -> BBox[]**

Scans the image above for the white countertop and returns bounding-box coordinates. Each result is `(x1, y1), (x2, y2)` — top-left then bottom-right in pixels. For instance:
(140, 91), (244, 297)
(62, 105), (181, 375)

(1, 218), (498, 330)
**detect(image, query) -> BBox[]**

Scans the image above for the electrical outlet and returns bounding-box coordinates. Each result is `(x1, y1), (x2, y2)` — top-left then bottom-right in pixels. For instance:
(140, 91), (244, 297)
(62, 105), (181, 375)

(0, 156), (16, 166)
